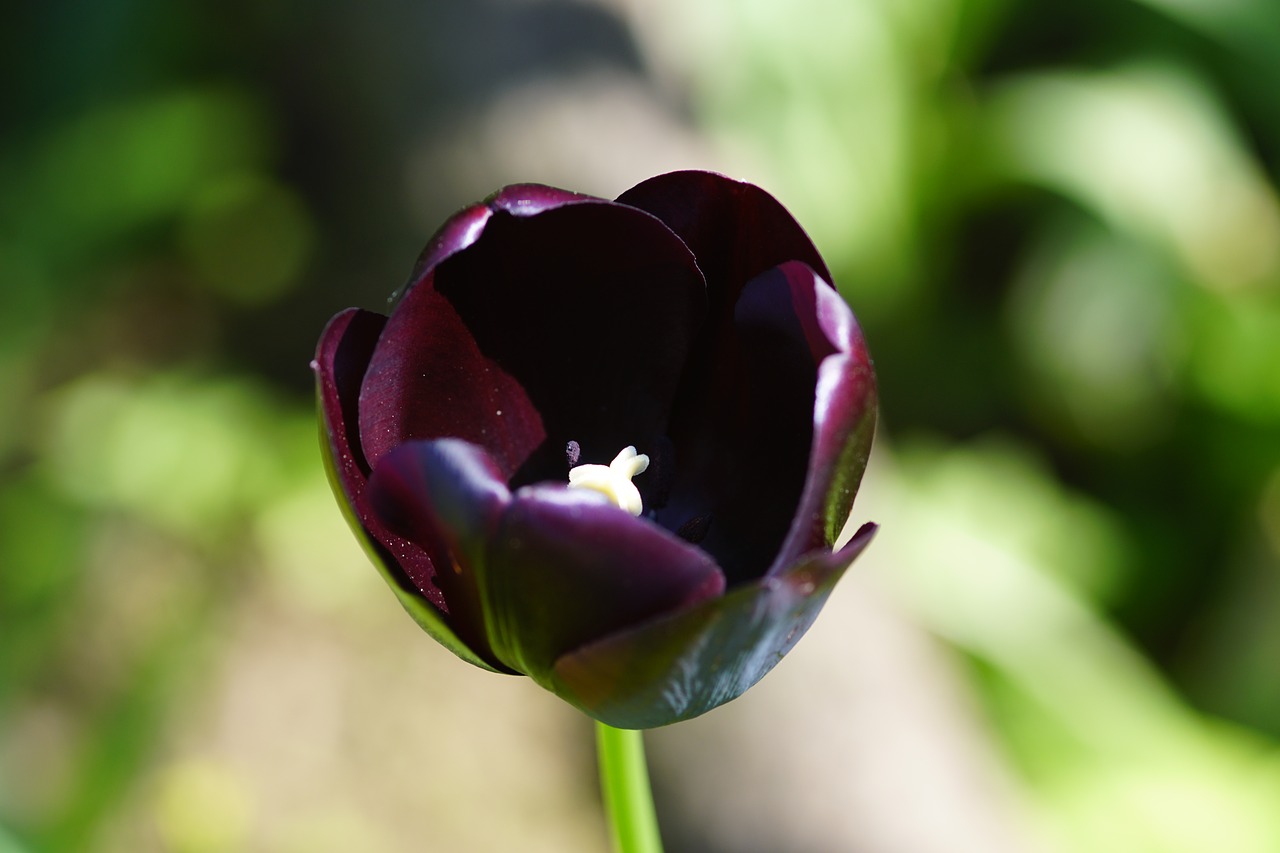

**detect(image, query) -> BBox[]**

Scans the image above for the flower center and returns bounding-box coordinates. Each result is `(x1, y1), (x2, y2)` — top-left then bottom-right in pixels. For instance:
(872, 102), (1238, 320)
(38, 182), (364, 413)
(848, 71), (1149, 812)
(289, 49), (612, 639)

(566, 445), (650, 516)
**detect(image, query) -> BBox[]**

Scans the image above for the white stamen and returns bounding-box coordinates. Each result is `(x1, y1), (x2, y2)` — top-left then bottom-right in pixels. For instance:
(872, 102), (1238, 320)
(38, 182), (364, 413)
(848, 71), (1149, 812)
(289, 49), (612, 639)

(566, 445), (650, 515)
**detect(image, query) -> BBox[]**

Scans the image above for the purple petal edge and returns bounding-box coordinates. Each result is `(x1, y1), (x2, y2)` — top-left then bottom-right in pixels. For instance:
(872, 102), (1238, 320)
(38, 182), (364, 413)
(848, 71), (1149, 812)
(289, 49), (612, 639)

(617, 170), (832, 293)
(767, 263), (878, 572)
(404, 184), (601, 294)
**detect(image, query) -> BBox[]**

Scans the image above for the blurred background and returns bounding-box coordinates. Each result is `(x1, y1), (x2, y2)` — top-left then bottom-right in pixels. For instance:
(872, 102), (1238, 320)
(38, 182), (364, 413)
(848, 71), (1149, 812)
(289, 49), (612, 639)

(3, 0), (1280, 850)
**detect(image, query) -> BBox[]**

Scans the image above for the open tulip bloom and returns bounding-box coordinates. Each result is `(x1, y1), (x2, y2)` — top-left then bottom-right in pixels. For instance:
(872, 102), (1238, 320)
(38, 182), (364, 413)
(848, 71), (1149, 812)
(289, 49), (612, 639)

(315, 169), (876, 848)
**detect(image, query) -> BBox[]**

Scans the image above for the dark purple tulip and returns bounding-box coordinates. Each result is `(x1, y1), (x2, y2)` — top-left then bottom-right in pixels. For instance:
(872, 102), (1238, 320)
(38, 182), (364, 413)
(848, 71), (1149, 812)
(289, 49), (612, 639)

(314, 171), (877, 729)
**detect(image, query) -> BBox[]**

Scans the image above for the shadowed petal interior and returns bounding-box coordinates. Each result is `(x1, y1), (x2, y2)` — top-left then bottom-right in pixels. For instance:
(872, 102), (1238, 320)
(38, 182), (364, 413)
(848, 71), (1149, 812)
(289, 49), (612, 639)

(426, 201), (707, 487)
(655, 262), (852, 583)
(774, 297), (877, 571)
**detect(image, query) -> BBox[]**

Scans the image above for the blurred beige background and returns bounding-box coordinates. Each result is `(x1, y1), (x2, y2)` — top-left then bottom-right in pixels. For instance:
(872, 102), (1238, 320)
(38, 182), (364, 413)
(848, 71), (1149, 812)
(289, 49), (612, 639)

(4, 0), (1280, 851)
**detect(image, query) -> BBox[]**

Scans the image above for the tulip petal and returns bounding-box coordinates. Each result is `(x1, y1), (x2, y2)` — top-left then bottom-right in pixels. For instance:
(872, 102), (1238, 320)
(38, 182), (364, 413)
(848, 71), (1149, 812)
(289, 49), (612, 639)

(619, 173), (847, 579)
(550, 523), (879, 729)
(739, 262), (877, 572)
(651, 262), (870, 582)
(362, 199), (707, 491)
(404, 184), (596, 293)
(480, 485), (726, 682)
(316, 308), (385, 485)
(369, 438), (511, 559)
(366, 439), (512, 667)
(488, 183), (596, 215)
(358, 282), (547, 479)
(315, 309), (505, 671)
(676, 261), (831, 580)
(617, 170), (831, 305)
(779, 328), (877, 571)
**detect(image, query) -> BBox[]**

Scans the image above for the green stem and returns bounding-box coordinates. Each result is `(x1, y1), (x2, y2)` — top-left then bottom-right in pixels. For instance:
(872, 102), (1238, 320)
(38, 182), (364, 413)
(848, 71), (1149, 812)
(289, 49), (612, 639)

(595, 722), (664, 853)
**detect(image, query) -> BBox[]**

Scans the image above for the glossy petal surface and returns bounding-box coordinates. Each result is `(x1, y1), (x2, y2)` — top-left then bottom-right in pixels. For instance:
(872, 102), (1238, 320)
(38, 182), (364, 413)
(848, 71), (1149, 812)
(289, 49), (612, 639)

(551, 523), (878, 729)
(483, 485), (725, 680)
(780, 314), (877, 568)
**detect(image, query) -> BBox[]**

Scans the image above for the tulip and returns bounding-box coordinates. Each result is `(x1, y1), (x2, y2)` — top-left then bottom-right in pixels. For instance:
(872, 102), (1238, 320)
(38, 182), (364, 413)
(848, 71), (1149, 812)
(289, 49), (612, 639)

(314, 171), (877, 729)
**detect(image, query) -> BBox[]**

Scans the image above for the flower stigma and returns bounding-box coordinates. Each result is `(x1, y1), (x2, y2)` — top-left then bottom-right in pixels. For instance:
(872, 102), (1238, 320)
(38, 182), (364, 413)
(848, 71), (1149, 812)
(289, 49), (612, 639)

(566, 446), (650, 515)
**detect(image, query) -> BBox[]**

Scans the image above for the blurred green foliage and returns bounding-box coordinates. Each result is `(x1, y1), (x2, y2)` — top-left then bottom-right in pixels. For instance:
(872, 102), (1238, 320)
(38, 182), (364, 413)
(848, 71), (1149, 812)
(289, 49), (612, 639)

(2, 0), (1279, 851)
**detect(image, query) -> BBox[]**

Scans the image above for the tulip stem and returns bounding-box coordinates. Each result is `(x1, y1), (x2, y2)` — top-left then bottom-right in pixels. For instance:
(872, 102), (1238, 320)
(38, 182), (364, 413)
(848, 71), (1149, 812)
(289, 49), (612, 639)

(596, 722), (664, 853)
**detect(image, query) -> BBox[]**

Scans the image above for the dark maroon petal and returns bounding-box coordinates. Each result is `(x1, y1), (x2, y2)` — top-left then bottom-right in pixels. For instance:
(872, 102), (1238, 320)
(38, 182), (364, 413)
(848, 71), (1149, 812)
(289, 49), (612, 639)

(480, 484), (726, 681)
(358, 282), (547, 479)
(653, 262), (860, 583)
(366, 439), (512, 661)
(404, 203), (493, 294)
(434, 202), (707, 487)
(729, 260), (876, 573)
(364, 199), (706, 491)
(617, 170), (831, 308)
(404, 184), (597, 291)
(550, 523), (878, 729)
(314, 310), (505, 671)
(367, 439), (511, 566)
(774, 300), (877, 572)
(315, 308), (387, 486)
(617, 172), (844, 581)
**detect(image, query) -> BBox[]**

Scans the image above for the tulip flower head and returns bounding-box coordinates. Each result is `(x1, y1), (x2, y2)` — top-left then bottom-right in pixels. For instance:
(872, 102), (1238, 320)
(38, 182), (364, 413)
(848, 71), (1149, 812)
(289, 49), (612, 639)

(314, 171), (877, 729)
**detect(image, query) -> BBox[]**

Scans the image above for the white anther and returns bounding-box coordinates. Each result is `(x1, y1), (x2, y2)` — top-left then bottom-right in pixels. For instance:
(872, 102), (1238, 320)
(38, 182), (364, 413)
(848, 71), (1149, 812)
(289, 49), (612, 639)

(566, 446), (650, 516)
